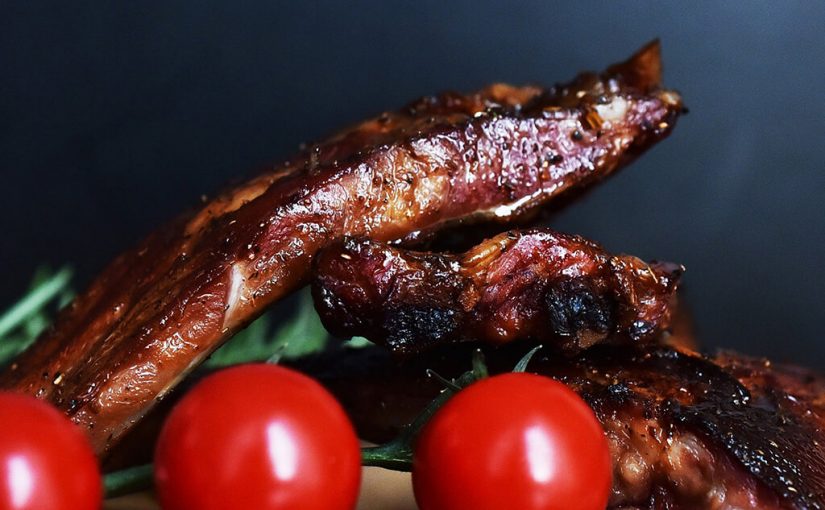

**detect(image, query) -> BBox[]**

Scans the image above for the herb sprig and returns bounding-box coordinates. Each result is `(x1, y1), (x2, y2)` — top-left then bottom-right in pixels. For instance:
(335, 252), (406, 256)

(104, 351), (489, 497)
(0, 267), (73, 365)
(104, 347), (543, 497)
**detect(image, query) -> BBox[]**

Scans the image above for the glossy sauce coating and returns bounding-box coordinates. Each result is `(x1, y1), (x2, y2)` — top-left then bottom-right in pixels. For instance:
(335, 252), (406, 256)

(313, 229), (682, 354)
(0, 41), (683, 455)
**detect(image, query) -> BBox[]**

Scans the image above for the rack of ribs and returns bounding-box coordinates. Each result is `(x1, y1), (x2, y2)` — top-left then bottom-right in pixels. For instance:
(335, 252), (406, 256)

(313, 229), (682, 354)
(303, 344), (825, 509)
(0, 41), (684, 455)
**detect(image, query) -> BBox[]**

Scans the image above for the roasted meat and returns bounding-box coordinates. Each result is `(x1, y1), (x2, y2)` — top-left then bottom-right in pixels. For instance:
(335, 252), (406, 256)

(300, 344), (825, 509)
(0, 42), (684, 454)
(313, 229), (682, 354)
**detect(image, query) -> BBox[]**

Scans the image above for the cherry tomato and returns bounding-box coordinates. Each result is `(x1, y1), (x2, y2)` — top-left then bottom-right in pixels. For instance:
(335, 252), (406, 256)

(154, 364), (361, 510)
(412, 372), (611, 510)
(0, 392), (101, 510)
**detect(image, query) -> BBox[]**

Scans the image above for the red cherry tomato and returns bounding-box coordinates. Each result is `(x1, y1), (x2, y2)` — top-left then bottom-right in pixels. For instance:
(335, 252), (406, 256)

(154, 364), (361, 510)
(0, 392), (101, 510)
(413, 372), (611, 510)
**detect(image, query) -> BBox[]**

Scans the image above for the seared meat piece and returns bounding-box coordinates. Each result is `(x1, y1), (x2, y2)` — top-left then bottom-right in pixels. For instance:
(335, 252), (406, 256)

(302, 345), (825, 509)
(313, 229), (682, 354)
(0, 41), (683, 455)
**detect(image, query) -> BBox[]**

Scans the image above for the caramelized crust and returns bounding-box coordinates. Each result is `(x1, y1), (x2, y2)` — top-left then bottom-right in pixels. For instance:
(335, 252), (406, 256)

(313, 229), (682, 354)
(0, 41), (683, 454)
(303, 345), (825, 509)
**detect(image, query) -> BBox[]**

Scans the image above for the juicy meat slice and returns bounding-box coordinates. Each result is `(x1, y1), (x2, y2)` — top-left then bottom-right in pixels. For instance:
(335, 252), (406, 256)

(0, 41), (683, 455)
(302, 344), (825, 509)
(312, 229), (683, 354)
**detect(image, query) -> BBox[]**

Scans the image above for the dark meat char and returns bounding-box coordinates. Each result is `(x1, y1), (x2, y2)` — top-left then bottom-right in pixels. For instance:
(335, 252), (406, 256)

(0, 42), (682, 455)
(303, 345), (825, 509)
(313, 229), (682, 354)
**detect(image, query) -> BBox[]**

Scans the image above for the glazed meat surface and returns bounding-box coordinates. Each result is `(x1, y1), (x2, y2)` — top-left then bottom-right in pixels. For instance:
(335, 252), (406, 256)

(0, 41), (682, 455)
(302, 344), (825, 509)
(313, 229), (682, 354)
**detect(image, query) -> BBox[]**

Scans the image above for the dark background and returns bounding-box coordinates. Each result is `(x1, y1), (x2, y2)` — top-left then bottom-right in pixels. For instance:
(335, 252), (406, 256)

(1, 2), (823, 367)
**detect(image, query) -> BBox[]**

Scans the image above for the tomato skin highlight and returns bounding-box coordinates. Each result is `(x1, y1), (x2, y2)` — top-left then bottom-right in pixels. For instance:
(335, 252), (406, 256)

(154, 364), (361, 510)
(0, 392), (101, 510)
(412, 372), (611, 510)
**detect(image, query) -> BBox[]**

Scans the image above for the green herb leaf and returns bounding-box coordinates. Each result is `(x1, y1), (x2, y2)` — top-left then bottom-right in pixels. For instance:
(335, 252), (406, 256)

(269, 290), (329, 359)
(205, 289), (329, 368)
(471, 348), (489, 379)
(513, 345), (543, 373)
(0, 267), (73, 366)
(342, 336), (374, 349)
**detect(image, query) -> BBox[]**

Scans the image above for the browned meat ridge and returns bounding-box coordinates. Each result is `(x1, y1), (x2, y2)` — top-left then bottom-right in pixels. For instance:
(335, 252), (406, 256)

(0, 41), (683, 454)
(304, 345), (825, 510)
(313, 229), (682, 354)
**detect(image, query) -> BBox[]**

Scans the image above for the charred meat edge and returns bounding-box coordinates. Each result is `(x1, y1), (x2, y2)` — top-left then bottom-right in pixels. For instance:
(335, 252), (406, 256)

(313, 228), (682, 354)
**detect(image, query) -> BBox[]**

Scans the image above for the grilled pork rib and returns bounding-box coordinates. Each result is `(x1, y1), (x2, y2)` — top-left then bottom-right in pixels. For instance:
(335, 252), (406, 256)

(0, 41), (682, 454)
(303, 345), (825, 509)
(313, 229), (682, 354)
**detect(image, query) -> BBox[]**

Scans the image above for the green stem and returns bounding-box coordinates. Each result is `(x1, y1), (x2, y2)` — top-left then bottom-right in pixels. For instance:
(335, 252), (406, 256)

(103, 439), (417, 499)
(102, 440), (418, 498)
(0, 268), (71, 339)
(104, 464), (153, 498)
(361, 442), (413, 471)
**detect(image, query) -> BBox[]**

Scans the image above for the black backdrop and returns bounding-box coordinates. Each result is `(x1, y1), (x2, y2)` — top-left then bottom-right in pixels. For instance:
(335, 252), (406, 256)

(1, 2), (824, 367)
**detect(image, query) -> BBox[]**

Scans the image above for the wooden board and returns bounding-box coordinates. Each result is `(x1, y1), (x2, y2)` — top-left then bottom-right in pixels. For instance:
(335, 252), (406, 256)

(104, 467), (417, 509)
